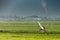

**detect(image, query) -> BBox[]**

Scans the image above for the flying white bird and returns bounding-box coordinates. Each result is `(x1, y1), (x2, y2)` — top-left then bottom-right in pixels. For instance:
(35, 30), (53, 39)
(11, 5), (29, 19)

(37, 21), (45, 32)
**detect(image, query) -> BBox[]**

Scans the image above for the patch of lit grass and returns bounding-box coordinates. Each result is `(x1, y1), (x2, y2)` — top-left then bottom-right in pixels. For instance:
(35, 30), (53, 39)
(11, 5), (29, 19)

(0, 33), (60, 40)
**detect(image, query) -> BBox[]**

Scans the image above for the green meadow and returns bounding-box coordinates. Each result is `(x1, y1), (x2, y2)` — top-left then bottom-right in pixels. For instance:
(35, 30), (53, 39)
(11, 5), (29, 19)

(0, 21), (60, 40)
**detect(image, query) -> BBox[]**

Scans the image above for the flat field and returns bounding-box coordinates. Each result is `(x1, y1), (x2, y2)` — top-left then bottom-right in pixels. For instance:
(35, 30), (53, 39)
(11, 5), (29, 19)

(0, 21), (60, 40)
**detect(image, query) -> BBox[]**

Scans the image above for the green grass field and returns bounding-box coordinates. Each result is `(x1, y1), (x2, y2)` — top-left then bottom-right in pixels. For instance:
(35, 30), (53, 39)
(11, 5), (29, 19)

(0, 21), (60, 40)
(0, 33), (60, 40)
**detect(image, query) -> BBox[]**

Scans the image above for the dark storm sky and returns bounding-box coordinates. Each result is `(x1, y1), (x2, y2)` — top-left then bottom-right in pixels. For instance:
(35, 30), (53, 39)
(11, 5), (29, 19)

(0, 0), (60, 17)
